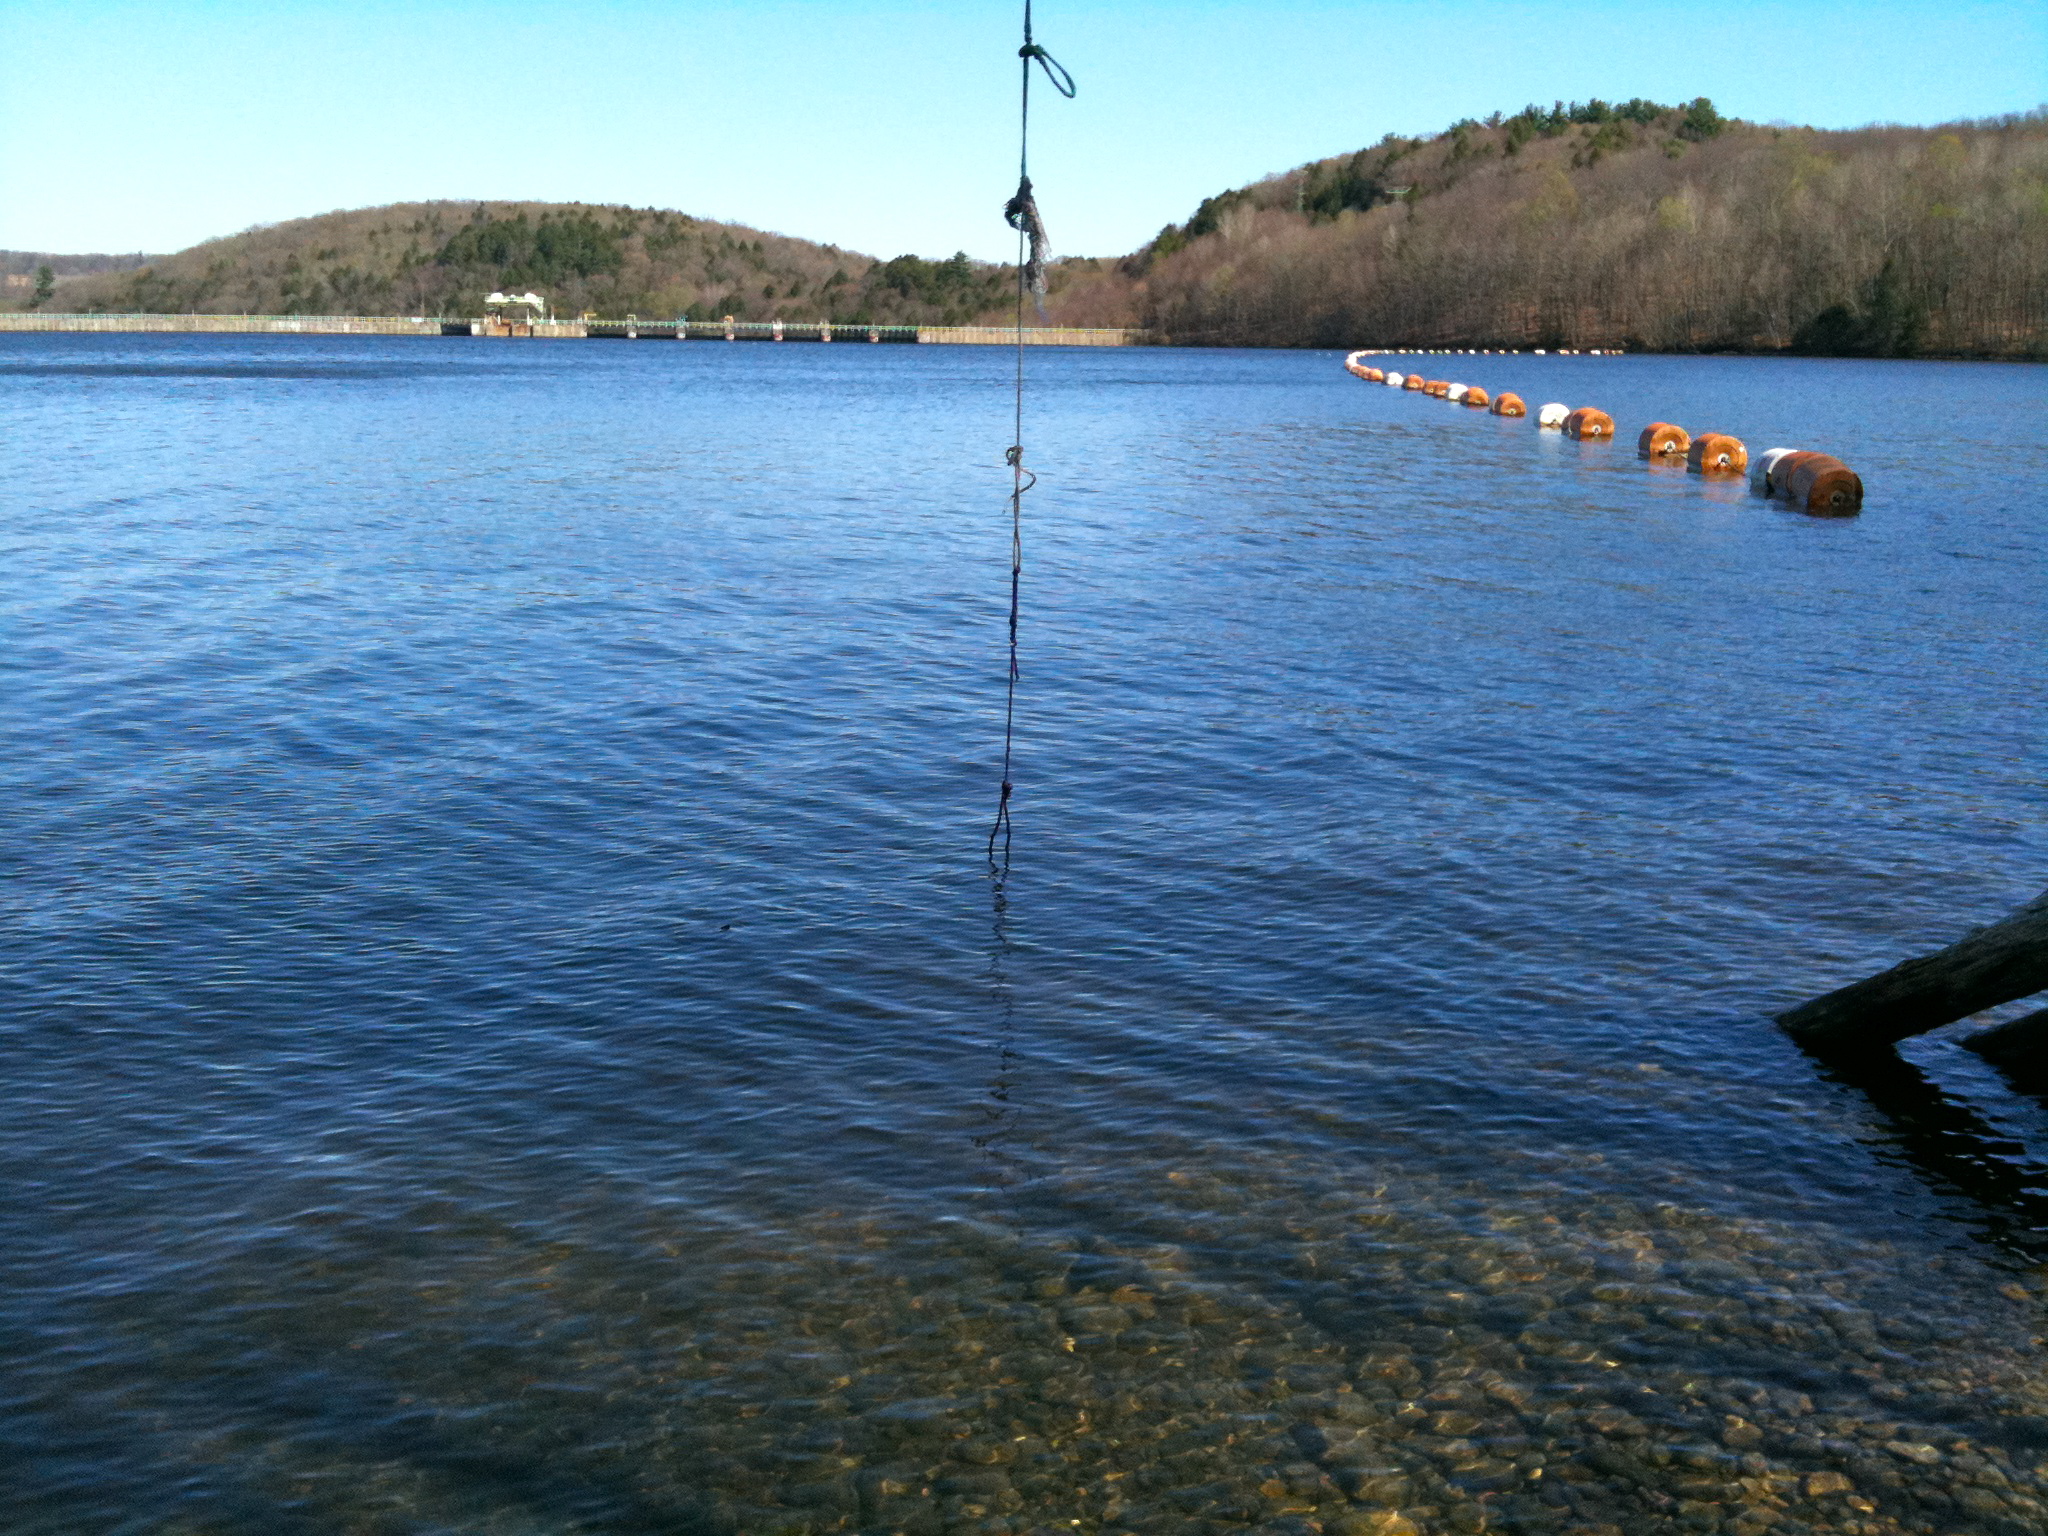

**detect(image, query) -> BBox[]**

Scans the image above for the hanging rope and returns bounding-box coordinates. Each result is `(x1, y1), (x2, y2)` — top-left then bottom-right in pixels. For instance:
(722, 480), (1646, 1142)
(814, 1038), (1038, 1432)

(1002, 5), (1073, 307)
(989, 0), (1074, 872)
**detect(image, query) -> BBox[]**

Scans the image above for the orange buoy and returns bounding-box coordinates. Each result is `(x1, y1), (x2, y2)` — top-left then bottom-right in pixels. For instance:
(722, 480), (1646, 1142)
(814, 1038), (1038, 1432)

(1687, 433), (1748, 475)
(1770, 451), (1827, 495)
(1784, 453), (1864, 515)
(1404, 374), (1426, 390)
(1490, 392), (1526, 417)
(1464, 386), (1490, 408)
(1430, 380), (1450, 396)
(1637, 422), (1690, 459)
(1564, 407), (1615, 440)
(1366, 367), (1385, 382)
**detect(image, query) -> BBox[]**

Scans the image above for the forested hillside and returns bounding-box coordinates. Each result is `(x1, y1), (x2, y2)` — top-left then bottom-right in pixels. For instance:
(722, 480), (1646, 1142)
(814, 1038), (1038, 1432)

(45, 202), (1012, 326)
(25, 101), (2047, 355)
(1, 251), (159, 277)
(1046, 101), (2047, 357)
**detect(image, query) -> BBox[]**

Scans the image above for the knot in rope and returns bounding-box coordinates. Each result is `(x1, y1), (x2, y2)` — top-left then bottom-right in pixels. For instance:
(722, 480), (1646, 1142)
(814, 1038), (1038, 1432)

(1018, 42), (1077, 98)
(1004, 177), (1051, 300)
(1003, 442), (1037, 495)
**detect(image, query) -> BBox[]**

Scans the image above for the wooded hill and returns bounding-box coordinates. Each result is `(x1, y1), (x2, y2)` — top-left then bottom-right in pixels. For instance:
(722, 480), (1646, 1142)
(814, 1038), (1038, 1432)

(25, 101), (2047, 356)
(41, 202), (1012, 327)
(1, 250), (159, 277)
(1046, 100), (2048, 358)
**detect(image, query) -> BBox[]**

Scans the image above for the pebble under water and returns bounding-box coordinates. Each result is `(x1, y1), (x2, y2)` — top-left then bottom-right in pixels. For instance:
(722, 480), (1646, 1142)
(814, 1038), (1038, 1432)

(4, 335), (2047, 1536)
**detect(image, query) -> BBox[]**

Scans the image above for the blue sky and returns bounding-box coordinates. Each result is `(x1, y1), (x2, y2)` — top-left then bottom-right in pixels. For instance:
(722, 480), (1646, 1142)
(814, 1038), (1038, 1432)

(2, 1), (2041, 260)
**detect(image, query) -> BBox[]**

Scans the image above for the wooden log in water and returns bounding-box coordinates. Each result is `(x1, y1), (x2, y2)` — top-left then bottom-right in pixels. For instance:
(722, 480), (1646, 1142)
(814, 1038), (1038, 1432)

(1778, 887), (2048, 1052)
(1964, 1004), (2048, 1074)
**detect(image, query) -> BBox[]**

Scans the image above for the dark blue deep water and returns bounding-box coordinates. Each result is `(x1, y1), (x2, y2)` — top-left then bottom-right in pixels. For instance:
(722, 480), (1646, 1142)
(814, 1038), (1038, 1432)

(3, 334), (2046, 1536)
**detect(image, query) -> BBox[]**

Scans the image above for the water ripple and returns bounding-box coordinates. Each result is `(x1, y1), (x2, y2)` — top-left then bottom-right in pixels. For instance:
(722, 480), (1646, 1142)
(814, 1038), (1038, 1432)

(3, 333), (2046, 1534)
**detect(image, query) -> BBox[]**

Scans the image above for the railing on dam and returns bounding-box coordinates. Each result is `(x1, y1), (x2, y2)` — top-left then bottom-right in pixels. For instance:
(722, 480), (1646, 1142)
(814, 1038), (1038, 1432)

(583, 320), (920, 343)
(0, 313), (1152, 346)
(584, 320), (1144, 345)
(915, 326), (1138, 346)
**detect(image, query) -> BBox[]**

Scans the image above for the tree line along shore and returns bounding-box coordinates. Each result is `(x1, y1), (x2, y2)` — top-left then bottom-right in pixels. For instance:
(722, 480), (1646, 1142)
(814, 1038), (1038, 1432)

(6, 205), (1007, 331)
(10, 101), (2044, 358)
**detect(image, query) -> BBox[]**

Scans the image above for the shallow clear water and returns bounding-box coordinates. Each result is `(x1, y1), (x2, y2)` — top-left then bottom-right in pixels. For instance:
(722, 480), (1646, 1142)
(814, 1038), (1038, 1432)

(3, 334), (2046, 1536)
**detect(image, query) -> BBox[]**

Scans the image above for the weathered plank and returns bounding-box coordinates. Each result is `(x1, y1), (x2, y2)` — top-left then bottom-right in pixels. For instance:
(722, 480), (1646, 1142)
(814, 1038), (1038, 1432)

(1778, 886), (2048, 1052)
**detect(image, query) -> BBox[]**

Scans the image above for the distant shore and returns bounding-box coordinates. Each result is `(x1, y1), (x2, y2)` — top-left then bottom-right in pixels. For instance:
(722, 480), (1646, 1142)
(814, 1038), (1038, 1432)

(4, 316), (2037, 362)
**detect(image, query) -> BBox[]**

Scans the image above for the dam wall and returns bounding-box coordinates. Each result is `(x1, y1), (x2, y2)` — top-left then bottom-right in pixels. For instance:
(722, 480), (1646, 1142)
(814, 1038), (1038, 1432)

(0, 314), (1149, 345)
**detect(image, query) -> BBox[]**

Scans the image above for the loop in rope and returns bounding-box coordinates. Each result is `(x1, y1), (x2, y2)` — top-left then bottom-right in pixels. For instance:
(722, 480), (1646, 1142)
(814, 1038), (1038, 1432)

(1019, 43), (1077, 99)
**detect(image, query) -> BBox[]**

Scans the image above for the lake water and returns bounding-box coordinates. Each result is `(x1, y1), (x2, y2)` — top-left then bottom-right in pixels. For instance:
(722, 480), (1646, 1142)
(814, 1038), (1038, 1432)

(4, 334), (2046, 1536)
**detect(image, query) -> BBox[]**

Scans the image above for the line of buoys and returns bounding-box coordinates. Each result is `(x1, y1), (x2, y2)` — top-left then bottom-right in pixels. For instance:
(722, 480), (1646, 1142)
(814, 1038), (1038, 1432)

(1345, 347), (1627, 357)
(1564, 407), (1615, 440)
(1638, 422), (1690, 459)
(1751, 448), (1795, 493)
(1344, 355), (1863, 515)
(1687, 433), (1747, 476)
(1769, 450), (1865, 515)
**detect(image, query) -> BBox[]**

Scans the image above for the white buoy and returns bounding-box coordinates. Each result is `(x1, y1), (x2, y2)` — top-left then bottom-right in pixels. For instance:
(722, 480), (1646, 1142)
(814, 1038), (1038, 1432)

(1537, 402), (1569, 429)
(1751, 447), (1799, 495)
(1447, 383), (1469, 402)
(1385, 371), (1405, 387)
